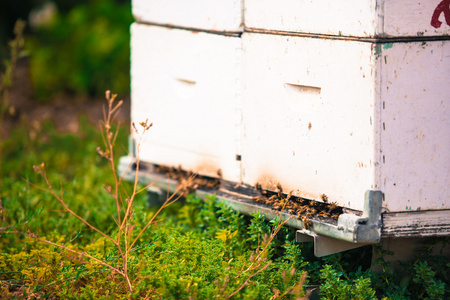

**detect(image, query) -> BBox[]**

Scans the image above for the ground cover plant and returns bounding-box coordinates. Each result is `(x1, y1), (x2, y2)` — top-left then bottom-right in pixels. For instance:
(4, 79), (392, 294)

(1, 98), (449, 299)
(0, 99), (309, 299)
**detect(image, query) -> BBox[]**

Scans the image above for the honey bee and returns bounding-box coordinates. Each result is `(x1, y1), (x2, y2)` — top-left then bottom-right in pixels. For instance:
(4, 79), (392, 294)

(302, 217), (312, 229)
(297, 206), (307, 214)
(321, 194), (329, 203)
(252, 196), (263, 202)
(272, 203), (283, 210)
(268, 195), (278, 202)
(255, 182), (262, 191)
(288, 209), (296, 214)
(297, 198), (306, 205)
(329, 202), (338, 211)
(285, 204), (294, 210)
(286, 190), (293, 201)
(217, 169), (223, 178)
(213, 178), (220, 186)
(276, 183), (283, 192)
(317, 211), (330, 219)
(331, 214), (340, 220)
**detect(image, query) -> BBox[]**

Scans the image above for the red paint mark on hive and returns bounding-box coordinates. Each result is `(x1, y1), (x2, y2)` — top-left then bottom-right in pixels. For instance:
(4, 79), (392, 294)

(431, 0), (450, 28)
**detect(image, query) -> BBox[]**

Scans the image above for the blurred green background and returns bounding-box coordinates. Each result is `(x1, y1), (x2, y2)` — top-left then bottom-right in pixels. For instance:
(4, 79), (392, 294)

(0, 0), (133, 99)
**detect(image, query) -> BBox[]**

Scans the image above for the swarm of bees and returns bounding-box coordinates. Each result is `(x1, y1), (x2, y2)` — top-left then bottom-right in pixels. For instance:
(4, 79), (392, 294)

(154, 165), (221, 196)
(153, 165), (343, 230)
(252, 183), (343, 229)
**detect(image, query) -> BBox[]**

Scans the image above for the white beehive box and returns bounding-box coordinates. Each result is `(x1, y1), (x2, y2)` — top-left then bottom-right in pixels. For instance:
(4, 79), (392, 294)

(241, 33), (450, 213)
(132, 0), (244, 32)
(130, 23), (242, 182)
(245, 0), (450, 37)
(124, 1), (450, 247)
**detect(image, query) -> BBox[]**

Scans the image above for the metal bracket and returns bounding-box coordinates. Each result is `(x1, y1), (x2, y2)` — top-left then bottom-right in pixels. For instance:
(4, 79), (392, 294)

(296, 190), (383, 256)
(147, 186), (166, 206)
(340, 189), (383, 243)
(296, 229), (369, 257)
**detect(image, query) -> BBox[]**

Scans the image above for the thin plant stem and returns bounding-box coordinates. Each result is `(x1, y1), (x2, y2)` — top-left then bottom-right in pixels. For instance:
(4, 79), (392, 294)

(243, 215), (294, 274)
(127, 191), (182, 255)
(226, 261), (272, 299)
(34, 166), (117, 247)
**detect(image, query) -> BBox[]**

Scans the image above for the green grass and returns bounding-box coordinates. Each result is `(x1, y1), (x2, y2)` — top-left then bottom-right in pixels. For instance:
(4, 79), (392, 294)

(1, 117), (449, 299)
(26, 0), (133, 99)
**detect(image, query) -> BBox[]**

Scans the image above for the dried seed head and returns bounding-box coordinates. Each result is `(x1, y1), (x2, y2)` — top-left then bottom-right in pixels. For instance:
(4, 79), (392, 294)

(96, 147), (109, 159)
(108, 92), (117, 106)
(103, 184), (112, 193)
(249, 252), (255, 261)
(139, 118), (153, 131)
(113, 100), (123, 111)
(33, 162), (45, 175)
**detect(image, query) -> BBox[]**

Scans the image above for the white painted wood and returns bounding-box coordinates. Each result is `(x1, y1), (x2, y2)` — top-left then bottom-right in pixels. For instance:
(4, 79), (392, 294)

(241, 33), (378, 212)
(241, 33), (450, 213)
(382, 210), (450, 237)
(132, 0), (243, 32)
(378, 41), (450, 212)
(130, 23), (242, 182)
(245, 0), (450, 38)
(130, 18), (449, 216)
(384, 1), (450, 37)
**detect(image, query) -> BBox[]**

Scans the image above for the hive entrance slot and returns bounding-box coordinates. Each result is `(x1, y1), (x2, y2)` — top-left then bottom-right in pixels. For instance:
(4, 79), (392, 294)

(284, 83), (321, 95)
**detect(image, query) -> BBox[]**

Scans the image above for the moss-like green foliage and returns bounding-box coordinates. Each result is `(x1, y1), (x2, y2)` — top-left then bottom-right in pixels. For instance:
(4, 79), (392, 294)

(1, 118), (449, 299)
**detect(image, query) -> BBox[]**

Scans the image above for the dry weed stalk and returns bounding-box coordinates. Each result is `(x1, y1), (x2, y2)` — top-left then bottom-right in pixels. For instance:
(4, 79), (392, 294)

(3, 91), (188, 297)
(223, 214), (307, 299)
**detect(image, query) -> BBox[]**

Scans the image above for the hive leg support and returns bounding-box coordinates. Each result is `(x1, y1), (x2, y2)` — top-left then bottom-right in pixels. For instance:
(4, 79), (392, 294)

(147, 186), (165, 206)
(296, 229), (369, 257)
(371, 237), (450, 271)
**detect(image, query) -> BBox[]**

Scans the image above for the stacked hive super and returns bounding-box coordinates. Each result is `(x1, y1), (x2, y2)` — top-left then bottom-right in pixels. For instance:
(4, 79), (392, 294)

(131, 0), (244, 183)
(131, 0), (450, 234)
